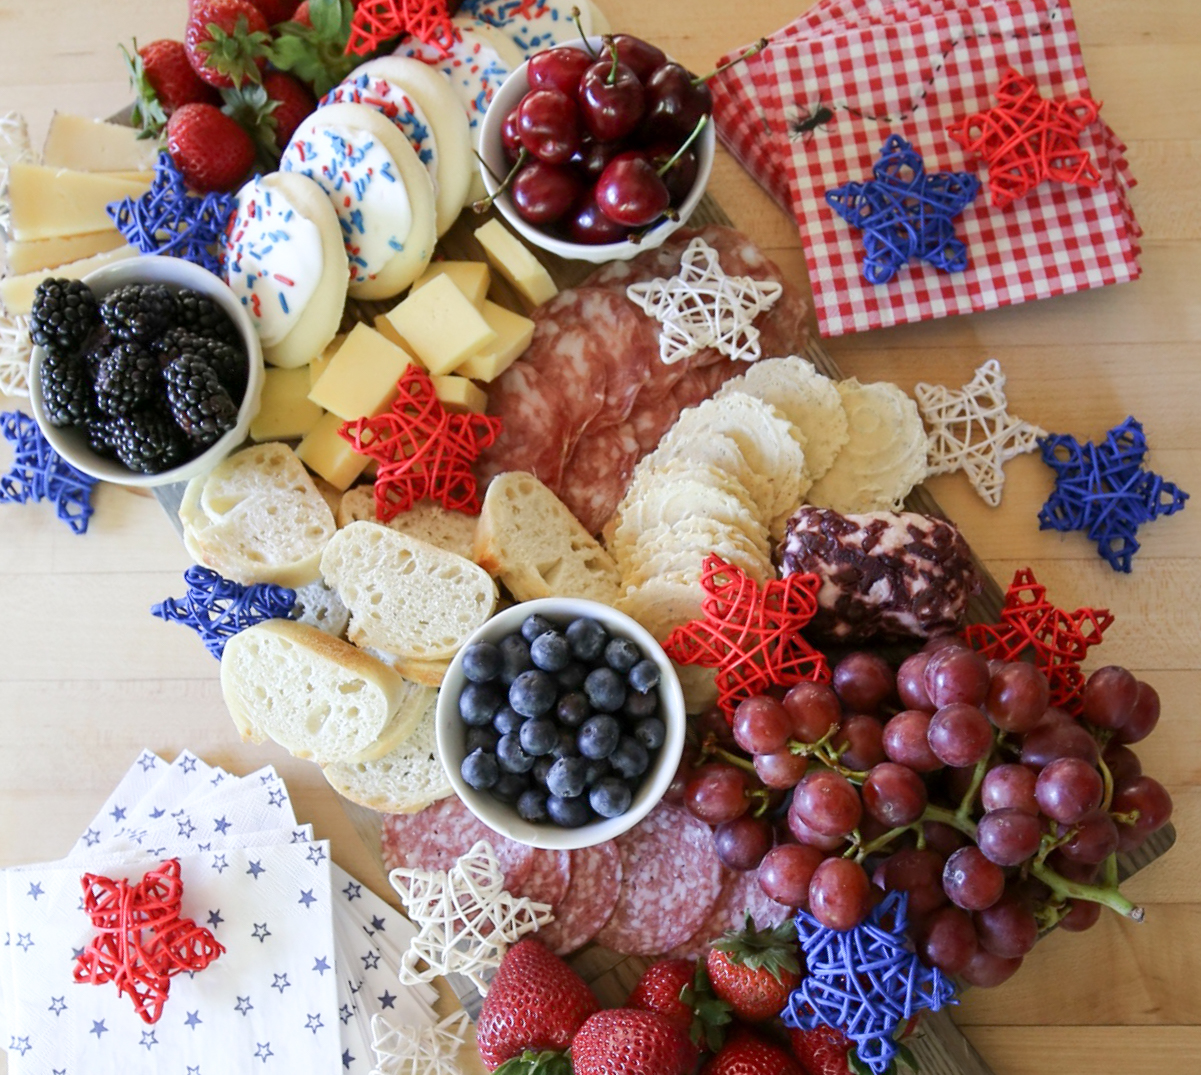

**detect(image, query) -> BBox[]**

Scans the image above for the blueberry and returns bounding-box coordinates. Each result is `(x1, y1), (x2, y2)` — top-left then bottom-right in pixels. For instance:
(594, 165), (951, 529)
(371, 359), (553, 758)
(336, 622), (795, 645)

(519, 718), (558, 756)
(497, 732), (536, 774)
(547, 794), (593, 828)
(566, 617), (607, 661)
(466, 726), (500, 754)
(459, 681), (505, 726)
(493, 705), (524, 736)
(521, 614), (557, 643)
(609, 736), (650, 780)
(590, 777), (633, 818)
(546, 755), (588, 799)
(633, 716), (666, 751)
(557, 691), (591, 728)
(517, 787), (550, 822)
(584, 667), (625, 713)
(557, 662), (588, 690)
(578, 714), (621, 760)
(492, 771), (529, 804)
(552, 728), (579, 759)
(532, 755), (555, 787)
(604, 637), (641, 673)
(498, 633), (533, 684)
(509, 669), (558, 718)
(460, 749), (499, 790)
(628, 658), (660, 693)
(530, 630), (571, 672)
(461, 641), (501, 683)
(583, 758), (611, 786)
(623, 689), (659, 720)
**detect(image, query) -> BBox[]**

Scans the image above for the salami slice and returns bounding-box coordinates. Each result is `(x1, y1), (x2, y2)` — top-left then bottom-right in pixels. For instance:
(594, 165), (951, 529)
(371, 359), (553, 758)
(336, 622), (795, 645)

(558, 421), (642, 535)
(509, 848), (572, 909)
(666, 868), (794, 961)
(594, 802), (723, 956)
(536, 840), (622, 956)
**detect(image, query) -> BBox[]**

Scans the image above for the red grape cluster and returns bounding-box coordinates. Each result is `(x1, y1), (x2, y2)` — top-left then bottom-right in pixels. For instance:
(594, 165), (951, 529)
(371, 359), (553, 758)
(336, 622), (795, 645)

(497, 33), (714, 243)
(666, 638), (1172, 989)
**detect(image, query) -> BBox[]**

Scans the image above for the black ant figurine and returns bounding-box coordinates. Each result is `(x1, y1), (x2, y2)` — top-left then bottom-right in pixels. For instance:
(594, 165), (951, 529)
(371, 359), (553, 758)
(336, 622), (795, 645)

(789, 101), (835, 142)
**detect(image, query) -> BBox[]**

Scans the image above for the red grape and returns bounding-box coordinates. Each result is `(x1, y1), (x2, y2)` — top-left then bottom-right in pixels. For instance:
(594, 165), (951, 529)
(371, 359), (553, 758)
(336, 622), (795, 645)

(1111, 775), (1173, 838)
(1058, 899), (1102, 932)
(924, 646), (990, 708)
(974, 890), (1038, 958)
(916, 905), (978, 974)
(758, 843), (825, 908)
(516, 88), (581, 164)
(792, 770), (863, 837)
(922, 820), (968, 858)
(832, 651), (894, 712)
(927, 703), (993, 767)
(873, 848), (948, 916)
(732, 695), (791, 755)
(960, 947), (1023, 987)
(976, 808), (1042, 866)
(882, 710), (943, 772)
(808, 857), (872, 931)
(862, 762), (928, 827)
(981, 763), (1039, 814)
(831, 714), (886, 771)
(663, 752), (694, 804)
(695, 706), (736, 748)
(683, 763), (750, 824)
(1056, 809), (1119, 864)
(896, 651), (935, 712)
(984, 662), (1049, 733)
(783, 681), (842, 743)
(1046, 852), (1099, 885)
(1102, 743), (1142, 788)
(527, 45), (593, 96)
(1081, 665), (1138, 730)
(713, 815), (773, 871)
(753, 749), (809, 789)
(943, 846), (1005, 910)
(1114, 680), (1160, 744)
(922, 635), (966, 655)
(787, 809), (849, 851)
(1034, 757), (1104, 824)
(1020, 719), (1099, 769)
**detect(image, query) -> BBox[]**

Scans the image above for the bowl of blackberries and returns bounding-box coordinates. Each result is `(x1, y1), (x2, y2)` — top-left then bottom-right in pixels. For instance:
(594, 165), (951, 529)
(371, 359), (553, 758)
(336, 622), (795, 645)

(28, 256), (264, 487)
(437, 598), (686, 849)
(478, 33), (717, 263)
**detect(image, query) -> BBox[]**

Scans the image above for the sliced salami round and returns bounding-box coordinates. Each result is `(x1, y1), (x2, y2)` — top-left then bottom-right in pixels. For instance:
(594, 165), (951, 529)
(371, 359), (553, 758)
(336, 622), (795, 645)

(558, 420), (641, 535)
(594, 802), (723, 956)
(509, 848), (572, 910)
(536, 840), (622, 956)
(666, 867), (794, 961)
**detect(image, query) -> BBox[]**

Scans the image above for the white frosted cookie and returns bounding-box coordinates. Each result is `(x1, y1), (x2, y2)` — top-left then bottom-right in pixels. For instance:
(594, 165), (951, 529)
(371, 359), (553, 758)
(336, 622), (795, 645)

(220, 171), (347, 369)
(457, 0), (593, 59)
(280, 102), (436, 300)
(807, 378), (928, 514)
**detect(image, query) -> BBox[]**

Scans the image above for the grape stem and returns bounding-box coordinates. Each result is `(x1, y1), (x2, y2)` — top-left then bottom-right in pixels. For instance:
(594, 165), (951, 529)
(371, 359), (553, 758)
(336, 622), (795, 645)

(852, 825), (912, 862)
(1031, 859), (1145, 922)
(703, 742), (758, 776)
(1102, 852), (1120, 891)
(954, 746), (994, 825)
(920, 803), (978, 841)
(787, 732), (870, 783)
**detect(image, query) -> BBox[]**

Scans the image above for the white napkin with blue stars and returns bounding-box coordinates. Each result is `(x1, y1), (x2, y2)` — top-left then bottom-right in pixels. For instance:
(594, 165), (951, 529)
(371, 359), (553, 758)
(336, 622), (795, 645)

(0, 749), (439, 1074)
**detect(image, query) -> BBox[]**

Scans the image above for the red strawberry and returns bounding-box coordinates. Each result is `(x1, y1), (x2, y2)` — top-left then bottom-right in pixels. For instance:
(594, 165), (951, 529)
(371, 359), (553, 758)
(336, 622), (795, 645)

(474, 938), (600, 1070)
(786, 1025), (854, 1075)
(626, 958), (731, 1056)
(705, 916), (802, 1023)
(247, 0), (301, 23)
(291, 0), (311, 26)
(262, 71), (316, 147)
(122, 39), (222, 137)
(571, 1008), (697, 1075)
(701, 1027), (803, 1075)
(185, 0), (271, 88)
(166, 102), (255, 193)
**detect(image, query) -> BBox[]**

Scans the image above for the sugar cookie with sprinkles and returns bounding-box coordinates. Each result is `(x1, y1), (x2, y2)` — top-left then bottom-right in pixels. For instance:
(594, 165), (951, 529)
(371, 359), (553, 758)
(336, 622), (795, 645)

(220, 172), (348, 369)
(458, 0), (594, 59)
(281, 102), (436, 301)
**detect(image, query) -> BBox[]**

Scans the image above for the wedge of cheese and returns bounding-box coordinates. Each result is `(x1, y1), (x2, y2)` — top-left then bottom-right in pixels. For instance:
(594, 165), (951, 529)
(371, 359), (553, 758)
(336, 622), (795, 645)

(42, 113), (160, 173)
(383, 274), (496, 375)
(474, 219), (557, 309)
(296, 412), (372, 490)
(307, 322), (416, 420)
(412, 260), (490, 308)
(7, 164), (151, 242)
(5, 231), (126, 276)
(453, 300), (534, 382)
(0, 244), (139, 315)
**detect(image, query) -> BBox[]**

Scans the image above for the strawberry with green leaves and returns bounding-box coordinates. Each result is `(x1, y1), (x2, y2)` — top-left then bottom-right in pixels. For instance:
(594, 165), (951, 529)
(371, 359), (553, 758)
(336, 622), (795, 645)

(571, 1008), (697, 1075)
(266, 0), (361, 96)
(705, 916), (803, 1024)
(701, 1026), (803, 1075)
(221, 71), (316, 166)
(185, 0), (272, 89)
(166, 102), (255, 192)
(123, 39), (221, 138)
(787, 1025), (853, 1075)
(625, 957), (731, 1056)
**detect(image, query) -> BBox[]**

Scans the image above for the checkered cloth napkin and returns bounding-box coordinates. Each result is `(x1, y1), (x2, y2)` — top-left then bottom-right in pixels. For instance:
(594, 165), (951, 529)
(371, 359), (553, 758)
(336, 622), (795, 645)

(711, 0), (1140, 336)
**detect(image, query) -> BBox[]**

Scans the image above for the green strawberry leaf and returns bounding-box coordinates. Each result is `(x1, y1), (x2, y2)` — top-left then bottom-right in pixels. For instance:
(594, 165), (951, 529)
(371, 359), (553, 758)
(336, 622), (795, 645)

(220, 84), (282, 170)
(710, 913), (801, 980)
(197, 15), (271, 88)
(265, 0), (358, 97)
(894, 1040), (919, 1072)
(848, 1049), (876, 1075)
(491, 1050), (573, 1075)
(681, 961), (732, 1054)
(308, 0), (343, 39)
(119, 40), (168, 141)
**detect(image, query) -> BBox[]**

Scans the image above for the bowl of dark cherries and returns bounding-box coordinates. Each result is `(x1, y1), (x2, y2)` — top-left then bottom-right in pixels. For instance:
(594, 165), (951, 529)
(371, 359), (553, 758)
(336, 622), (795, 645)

(477, 32), (718, 263)
(435, 598), (686, 849)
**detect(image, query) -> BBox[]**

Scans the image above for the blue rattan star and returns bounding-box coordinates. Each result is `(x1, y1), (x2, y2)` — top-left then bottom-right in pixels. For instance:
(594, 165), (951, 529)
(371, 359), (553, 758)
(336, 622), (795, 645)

(781, 890), (957, 1075)
(1038, 416), (1188, 573)
(108, 152), (237, 276)
(0, 411), (98, 534)
(152, 566), (296, 659)
(826, 135), (981, 285)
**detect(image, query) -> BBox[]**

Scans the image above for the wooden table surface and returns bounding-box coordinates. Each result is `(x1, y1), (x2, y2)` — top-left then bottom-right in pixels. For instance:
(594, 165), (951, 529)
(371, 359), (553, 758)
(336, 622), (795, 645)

(1, 2), (1197, 1072)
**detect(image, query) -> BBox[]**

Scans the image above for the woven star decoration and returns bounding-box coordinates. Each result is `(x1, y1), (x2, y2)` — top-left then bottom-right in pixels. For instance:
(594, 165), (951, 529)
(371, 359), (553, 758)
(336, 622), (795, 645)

(108, 151), (237, 276)
(339, 364), (502, 521)
(0, 111), (34, 230)
(387, 840), (553, 994)
(370, 1011), (471, 1075)
(914, 359), (1046, 507)
(626, 236), (784, 365)
(662, 554), (830, 718)
(0, 410), (99, 534)
(948, 68), (1102, 210)
(0, 310), (33, 398)
(825, 134), (980, 285)
(1038, 416), (1188, 573)
(781, 891), (956, 1075)
(964, 567), (1112, 714)
(347, 0), (457, 57)
(152, 565), (297, 659)
(74, 859), (225, 1024)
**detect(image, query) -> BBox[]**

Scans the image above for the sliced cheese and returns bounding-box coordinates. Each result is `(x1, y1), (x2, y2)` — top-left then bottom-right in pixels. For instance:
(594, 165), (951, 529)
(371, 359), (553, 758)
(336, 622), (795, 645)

(296, 411), (372, 490)
(431, 374), (487, 414)
(5, 230), (126, 275)
(372, 312), (417, 360)
(7, 164), (151, 242)
(309, 333), (345, 388)
(382, 274), (496, 375)
(307, 322), (416, 420)
(42, 113), (160, 173)
(250, 367), (326, 442)
(412, 260), (491, 308)
(0, 244), (139, 315)
(454, 300), (534, 382)
(474, 219), (557, 309)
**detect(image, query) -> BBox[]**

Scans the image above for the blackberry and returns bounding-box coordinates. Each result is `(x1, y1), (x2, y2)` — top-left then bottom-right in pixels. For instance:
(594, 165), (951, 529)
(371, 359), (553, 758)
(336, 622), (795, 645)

(29, 278), (99, 357)
(84, 416), (120, 460)
(155, 329), (247, 403)
(81, 327), (117, 380)
(174, 288), (240, 345)
(163, 354), (238, 445)
(94, 343), (161, 417)
(38, 351), (94, 427)
(110, 409), (188, 473)
(100, 283), (177, 343)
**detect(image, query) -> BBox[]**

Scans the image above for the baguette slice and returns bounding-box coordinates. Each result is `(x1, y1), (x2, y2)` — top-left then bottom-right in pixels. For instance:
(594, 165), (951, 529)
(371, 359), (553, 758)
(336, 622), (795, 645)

(180, 442), (337, 587)
(321, 522), (496, 660)
(220, 619), (429, 763)
(336, 485), (477, 560)
(474, 471), (623, 604)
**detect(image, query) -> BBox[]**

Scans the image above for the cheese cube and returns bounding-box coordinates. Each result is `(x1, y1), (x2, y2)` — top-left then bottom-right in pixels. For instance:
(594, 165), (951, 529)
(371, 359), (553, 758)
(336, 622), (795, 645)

(295, 412), (371, 490)
(309, 334), (345, 388)
(250, 367), (325, 442)
(42, 113), (160, 173)
(0, 245), (139, 315)
(307, 323), (416, 420)
(382, 274), (497, 375)
(454, 301), (534, 382)
(412, 261), (491, 308)
(474, 220), (558, 309)
(372, 313), (419, 360)
(5, 230), (126, 275)
(431, 375), (488, 414)
(7, 164), (151, 241)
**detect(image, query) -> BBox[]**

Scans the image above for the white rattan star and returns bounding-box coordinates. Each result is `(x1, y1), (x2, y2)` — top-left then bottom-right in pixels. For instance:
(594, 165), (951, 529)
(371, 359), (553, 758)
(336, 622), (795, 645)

(914, 359), (1046, 507)
(626, 237), (783, 365)
(387, 840), (553, 995)
(0, 111), (34, 232)
(370, 1011), (470, 1075)
(0, 311), (32, 398)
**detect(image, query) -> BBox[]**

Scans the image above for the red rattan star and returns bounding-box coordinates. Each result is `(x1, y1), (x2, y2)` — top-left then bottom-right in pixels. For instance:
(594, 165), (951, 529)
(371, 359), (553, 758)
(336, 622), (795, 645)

(73, 859), (224, 1024)
(947, 68), (1102, 209)
(662, 555), (831, 718)
(339, 365), (502, 521)
(963, 567), (1113, 714)
(346, 0), (457, 57)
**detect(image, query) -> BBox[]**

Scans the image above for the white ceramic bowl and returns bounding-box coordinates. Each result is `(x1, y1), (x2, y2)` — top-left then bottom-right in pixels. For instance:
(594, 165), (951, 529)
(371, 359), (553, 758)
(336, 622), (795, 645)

(436, 597), (686, 850)
(478, 36), (716, 264)
(29, 256), (264, 488)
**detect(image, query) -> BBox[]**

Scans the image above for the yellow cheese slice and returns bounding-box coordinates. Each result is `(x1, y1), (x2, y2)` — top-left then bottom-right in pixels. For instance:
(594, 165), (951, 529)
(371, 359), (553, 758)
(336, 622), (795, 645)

(307, 322), (416, 420)
(0, 244), (140, 315)
(412, 260), (491, 308)
(372, 313), (418, 360)
(473, 219), (557, 310)
(296, 412), (372, 490)
(431, 374), (487, 414)
(250, 367), (326, 442)
(5, 230), (126, 275)
(382, 274), (497, 375)
(42, 113), (160, 173)
(454, 300), (534, 382)
(309, 333), (345, 388)
(7, 164), (151, 241)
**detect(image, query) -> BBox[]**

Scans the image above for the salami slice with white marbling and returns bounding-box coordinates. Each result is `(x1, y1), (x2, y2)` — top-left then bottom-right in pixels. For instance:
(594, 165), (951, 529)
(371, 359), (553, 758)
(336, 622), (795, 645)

(535, 840), (622, 956)
(594, 802), (723, 956)
(509, 848), (571, 909)
(665, 867), (794, 961)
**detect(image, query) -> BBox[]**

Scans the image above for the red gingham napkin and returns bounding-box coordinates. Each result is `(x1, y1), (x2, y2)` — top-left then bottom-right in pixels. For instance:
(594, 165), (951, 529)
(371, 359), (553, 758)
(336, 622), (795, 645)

(710, 0), (1140, 336)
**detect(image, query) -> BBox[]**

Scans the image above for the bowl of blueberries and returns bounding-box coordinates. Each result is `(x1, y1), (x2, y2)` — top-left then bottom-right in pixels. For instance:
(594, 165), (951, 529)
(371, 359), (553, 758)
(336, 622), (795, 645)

(436, 597), (686, 850)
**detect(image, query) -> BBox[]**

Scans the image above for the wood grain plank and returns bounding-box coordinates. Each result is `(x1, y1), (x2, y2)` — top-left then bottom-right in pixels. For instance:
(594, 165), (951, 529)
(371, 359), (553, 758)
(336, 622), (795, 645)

(962, 1026), (1201, 1075)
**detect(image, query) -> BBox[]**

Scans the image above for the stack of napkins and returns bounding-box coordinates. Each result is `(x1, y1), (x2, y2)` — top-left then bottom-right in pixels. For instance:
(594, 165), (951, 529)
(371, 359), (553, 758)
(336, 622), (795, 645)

(711, 0), (1140, 336)
(0, 749), (440, 1073)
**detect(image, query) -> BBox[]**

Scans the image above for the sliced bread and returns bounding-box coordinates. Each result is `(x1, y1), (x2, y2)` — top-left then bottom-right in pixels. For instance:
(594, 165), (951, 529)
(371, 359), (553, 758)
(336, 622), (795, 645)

(336, 485), (477, 561)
